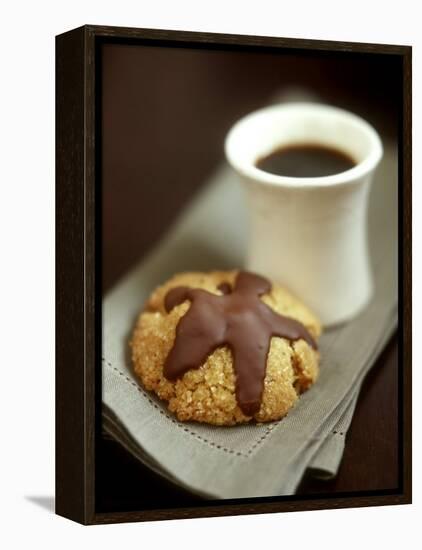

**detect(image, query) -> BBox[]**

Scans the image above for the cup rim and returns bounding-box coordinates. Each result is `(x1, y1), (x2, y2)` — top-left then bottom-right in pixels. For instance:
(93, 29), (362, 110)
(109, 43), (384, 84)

(224, 102), (383, 188)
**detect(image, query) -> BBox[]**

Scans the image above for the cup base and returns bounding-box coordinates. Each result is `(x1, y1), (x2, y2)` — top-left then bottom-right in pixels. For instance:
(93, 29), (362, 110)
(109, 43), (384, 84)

(321, 292), (373, 329)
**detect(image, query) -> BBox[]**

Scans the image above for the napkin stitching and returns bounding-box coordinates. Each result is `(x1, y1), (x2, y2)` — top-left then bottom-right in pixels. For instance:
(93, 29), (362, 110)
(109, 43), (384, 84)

(103, 273), (368, 459)
(103, 358), (279, 457)
(103, 321), (362, 458)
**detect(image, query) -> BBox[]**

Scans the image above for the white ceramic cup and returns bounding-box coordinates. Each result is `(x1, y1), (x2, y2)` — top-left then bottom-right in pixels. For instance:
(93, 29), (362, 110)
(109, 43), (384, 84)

(225, 102), (383, 327)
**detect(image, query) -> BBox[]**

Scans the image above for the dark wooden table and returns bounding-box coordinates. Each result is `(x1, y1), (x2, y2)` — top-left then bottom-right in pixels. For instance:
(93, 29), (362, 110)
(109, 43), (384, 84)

(98, 43), (400, 512)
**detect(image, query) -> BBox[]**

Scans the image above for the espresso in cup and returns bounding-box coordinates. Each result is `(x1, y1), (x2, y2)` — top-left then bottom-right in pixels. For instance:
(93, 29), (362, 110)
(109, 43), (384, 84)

(256, 144), (356, 178)
(225, 102), (383, 326)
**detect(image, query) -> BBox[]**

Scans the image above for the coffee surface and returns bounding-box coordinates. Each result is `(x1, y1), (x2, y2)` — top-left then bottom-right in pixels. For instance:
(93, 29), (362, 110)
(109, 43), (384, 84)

(256, 144), (356, 177)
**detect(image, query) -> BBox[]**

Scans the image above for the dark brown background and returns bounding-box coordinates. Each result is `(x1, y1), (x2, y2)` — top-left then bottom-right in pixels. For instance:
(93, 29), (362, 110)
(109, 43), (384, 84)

(98, 42), (400, 512)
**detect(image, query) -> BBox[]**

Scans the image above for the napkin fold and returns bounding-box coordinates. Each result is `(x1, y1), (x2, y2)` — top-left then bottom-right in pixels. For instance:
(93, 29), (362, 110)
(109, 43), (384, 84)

(102, 139), (397, 499)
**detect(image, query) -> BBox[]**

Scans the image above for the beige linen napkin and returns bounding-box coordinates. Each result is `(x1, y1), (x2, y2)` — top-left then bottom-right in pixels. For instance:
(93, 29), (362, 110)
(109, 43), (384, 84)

(102, 139), (397, 499)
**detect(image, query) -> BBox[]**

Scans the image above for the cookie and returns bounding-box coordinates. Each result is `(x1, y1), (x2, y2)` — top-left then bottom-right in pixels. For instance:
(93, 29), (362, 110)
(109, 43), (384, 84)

(131, 270), (321, 425)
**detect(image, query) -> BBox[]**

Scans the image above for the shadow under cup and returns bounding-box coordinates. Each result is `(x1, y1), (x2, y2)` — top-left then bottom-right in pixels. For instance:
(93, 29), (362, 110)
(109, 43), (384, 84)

(225, 102), (383, 327)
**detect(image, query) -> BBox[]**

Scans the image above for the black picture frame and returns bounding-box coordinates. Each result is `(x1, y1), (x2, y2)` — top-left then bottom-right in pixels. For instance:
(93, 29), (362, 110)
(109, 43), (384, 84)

(56, 24), (412, 525)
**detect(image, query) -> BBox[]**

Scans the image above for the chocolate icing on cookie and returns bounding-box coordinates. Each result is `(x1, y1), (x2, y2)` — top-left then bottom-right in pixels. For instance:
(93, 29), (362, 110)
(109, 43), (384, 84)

(163, 271), (317, 416)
